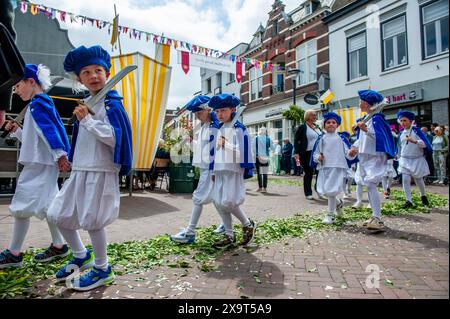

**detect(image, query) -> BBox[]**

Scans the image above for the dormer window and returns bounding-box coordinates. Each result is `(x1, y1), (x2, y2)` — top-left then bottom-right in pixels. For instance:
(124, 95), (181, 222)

(305, 2), (313, 15)
(304, 0), (319, 16)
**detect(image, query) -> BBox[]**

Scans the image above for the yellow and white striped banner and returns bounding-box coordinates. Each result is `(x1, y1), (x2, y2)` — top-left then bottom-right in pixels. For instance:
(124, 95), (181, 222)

(110, 52), (172, 169)
(335, 107), (366, 133)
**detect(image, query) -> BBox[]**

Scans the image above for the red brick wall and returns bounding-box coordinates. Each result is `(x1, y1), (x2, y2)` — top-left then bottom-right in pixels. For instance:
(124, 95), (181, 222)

(242, 10), (329, 109)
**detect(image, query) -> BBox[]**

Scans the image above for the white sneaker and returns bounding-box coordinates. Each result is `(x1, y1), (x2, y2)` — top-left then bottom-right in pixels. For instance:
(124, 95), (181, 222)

(366, 203), (371, 209)
(213, 224), (226, 234)
(352, 201), (363, 209)
(366, 217), (386, 231)
(343, 193), (352, 199)
(336, 199), (344, 217)
(306, 195), (314, 200)
(318, 194), (327, 200)
(322, 214), (335, 224)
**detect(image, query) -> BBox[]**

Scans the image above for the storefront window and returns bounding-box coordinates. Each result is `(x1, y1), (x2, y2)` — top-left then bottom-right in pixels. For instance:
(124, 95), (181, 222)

(273, 120), (283, 142)
(384, 103), (432, 132)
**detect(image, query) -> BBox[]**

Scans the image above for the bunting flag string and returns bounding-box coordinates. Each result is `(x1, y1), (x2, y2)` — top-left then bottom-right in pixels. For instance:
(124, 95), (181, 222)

(17, 1), (281, 73)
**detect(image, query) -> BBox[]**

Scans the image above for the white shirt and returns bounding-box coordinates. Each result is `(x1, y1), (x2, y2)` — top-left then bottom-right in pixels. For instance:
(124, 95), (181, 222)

(313, 132), (354, 169)
(192, 122), (217, 170)
(11, 106), (66, 166)
(353, 118), (383, 155)
(432, 136), (444, 151)
(399, 128), (426, 158)
(213, 122), (244, 173)
(306, 125), (321, 151)
(71, 96), (118, 173)
(274, 144), (281, 155)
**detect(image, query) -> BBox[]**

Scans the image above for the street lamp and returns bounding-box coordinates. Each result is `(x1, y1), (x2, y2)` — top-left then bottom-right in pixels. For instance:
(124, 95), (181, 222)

(288, 68), (301, 106)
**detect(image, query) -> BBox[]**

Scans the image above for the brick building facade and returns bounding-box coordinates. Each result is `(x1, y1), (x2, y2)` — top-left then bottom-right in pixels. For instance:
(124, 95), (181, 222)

(240, 0), (354, 142)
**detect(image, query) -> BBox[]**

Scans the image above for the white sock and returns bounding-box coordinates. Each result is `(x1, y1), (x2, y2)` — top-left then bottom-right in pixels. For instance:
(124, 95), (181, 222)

(328, 196), (336, 214)
(59, 228), (86, 259)
(356, 183), (364, 203)
(414, 177), (426, 197)
(8, 217), (30, 254)
(46, 219), (65, 247)
(382, 177), (388, 193)
(187, 204), (203, 234)
(346, 179), (352, 194)
(387, 176), (392, 189)
(88, 229), (108, 271)
(403, 174), (412, 202)
(366, 183), (382, 218)
(216, 204), (233, 238)
(229, 206), (250, 227)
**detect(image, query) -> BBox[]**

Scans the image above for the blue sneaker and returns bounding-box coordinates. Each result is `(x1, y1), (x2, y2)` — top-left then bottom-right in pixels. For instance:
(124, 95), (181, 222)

(170, 229), (195, 244)
(213, 224), (225, 235)
(71, 265), (115, 291)
(0, 249), (23, 269)
(55, 250), (94, 282)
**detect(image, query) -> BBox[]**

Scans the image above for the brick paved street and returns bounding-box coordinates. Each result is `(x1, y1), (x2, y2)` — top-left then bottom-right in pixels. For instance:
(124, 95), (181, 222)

(0, 176), (448, 299)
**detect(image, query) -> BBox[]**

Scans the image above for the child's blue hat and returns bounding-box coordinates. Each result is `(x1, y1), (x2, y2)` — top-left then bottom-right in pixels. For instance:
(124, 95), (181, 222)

(209, 93), (240, 110)
(358, 89), (384, 106)
(185, 95), (211, 113)
(63, 45), (111, 75)
(23, 64), (40, 84)
(397, 110), (415, 121)
(323, 111), (342, 126)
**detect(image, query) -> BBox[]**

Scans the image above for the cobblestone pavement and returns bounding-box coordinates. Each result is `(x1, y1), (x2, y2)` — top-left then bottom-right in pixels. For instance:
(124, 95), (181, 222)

(0, 176), (448, 299)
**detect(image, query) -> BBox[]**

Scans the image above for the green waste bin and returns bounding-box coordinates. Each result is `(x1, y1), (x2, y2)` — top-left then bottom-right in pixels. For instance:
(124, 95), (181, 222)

(169, 162), (195, 193)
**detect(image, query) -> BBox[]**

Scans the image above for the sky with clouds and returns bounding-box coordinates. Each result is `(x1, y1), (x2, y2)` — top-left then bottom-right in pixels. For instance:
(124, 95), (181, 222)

(32, 0), (305, 109)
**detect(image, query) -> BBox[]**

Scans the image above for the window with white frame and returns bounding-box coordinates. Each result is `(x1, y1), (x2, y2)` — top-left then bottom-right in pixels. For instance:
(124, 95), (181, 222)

(382, 15), (408, 70)
(347, 32), (367, 80)
(229, 72), (235, 83)
(422, 0), (449, 59)
(205, 78), (211, 93)
(249, 67), (263, 101)
(216, 73), (222, 91)
(296, 39), (317, 86)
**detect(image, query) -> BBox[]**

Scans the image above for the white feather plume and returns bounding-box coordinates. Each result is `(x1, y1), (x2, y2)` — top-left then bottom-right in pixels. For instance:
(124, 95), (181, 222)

(36, 64), (52, 91)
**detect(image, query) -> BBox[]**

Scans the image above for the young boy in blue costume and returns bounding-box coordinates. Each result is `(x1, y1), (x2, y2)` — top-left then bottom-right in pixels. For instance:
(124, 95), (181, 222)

(396, 110), (432, 208)
(209, 94), (257, 248)
(0, 64), (71, 268)
(170, 95), (225, 244)
(311, 113), (358, 224)
(339, 131), (355, 199)
(47, 45), (132, 291)
(351, 90), (396, 231)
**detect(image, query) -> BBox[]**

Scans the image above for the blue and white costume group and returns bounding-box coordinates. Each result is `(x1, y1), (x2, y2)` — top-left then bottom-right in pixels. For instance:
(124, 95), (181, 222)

(396, 110), (433, 206)
(311, 112), (356, 223)
(5, 64), (70, 262)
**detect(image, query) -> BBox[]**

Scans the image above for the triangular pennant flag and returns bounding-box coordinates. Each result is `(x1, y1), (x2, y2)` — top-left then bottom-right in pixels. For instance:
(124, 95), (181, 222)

(20, 2), (28, 13)
(236, 61), (243, 83)
(181, 51), (190, 74)
(30, 4), (39, 15)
